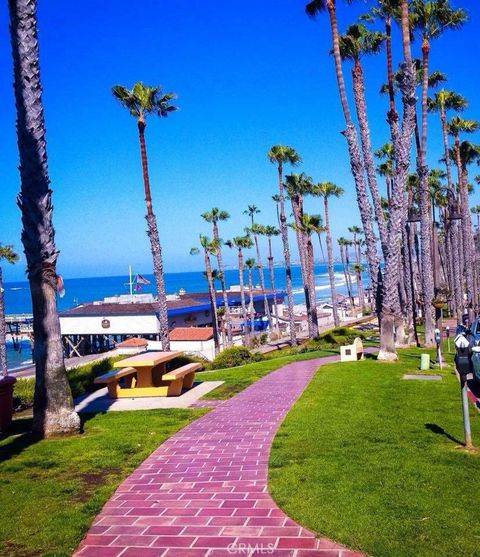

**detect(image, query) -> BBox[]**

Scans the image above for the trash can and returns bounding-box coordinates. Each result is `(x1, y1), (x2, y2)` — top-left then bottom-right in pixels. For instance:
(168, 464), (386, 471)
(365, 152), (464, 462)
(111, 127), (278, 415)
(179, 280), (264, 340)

(0, 375), (17, 432)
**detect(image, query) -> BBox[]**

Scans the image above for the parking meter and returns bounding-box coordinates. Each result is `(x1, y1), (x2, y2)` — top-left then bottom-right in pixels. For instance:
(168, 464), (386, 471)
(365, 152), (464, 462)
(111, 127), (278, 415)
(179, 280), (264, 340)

(454, 334), (473, 378)
(434, 328), (441, 346)
(446, 326), (451, 353)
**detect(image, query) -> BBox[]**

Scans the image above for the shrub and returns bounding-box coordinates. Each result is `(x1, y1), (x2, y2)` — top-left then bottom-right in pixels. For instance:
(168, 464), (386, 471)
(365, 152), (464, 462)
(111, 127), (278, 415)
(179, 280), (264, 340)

(13, 377), (35, 411)
(167, 354), (208, 371)
(210, 346), (264, 370)
(298, 327), (367, 353)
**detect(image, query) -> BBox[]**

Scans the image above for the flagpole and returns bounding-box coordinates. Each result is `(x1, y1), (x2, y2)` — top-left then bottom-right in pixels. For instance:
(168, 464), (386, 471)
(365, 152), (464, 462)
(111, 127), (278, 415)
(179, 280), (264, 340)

(129, 265), (133, 300)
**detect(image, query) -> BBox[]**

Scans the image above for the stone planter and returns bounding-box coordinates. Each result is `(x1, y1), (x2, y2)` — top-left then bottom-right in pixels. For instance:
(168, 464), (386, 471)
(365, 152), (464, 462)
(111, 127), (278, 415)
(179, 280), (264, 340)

(0, 375), (17, 432)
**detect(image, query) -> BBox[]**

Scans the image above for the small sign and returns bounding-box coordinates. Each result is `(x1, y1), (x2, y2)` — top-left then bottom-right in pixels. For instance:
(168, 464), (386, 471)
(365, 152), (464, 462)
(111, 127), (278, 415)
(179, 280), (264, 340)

(101, 319), (110, 329)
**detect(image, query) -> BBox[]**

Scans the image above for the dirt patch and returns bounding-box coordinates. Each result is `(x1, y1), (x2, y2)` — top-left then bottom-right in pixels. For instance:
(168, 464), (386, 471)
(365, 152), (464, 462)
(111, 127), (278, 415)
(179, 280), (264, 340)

(74, 468), (121, 503)
(0, 540), (42, 557)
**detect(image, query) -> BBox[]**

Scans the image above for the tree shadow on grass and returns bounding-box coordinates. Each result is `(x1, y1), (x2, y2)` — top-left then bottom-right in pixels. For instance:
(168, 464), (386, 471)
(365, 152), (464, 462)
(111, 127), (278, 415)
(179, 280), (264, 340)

(425, 423), (463, 446)
(0, 417), (42, 463)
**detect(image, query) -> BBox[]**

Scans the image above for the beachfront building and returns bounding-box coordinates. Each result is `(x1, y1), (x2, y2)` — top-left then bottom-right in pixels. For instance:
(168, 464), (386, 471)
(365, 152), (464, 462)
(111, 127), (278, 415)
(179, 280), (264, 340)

(59, 288), (284, 357)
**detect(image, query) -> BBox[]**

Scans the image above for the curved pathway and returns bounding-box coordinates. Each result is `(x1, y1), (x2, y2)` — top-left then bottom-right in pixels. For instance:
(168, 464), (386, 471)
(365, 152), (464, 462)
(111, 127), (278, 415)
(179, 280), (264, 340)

(76, 355), (364, 557)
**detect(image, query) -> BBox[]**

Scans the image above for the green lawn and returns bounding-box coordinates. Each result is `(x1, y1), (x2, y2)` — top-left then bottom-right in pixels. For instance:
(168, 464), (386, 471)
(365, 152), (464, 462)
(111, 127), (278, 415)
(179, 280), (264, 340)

(269, 349), (480, 557)
(0, 409), (205, 557)
(196, 349), (337, 399)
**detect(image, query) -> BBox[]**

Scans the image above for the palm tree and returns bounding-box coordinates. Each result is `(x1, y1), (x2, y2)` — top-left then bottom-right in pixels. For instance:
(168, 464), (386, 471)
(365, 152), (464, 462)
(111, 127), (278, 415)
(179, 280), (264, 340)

(8, 0), (80, 436)
(285, 173), (318, 337)
(0, 245), (19, 375)
(448, 118), (480, 315)
(190, 236), (220, 352)
(313, 216), (327, 261)
(112, 82), (176, 351)
(272, 195), (281, 226)
(267, 145), (301, 345)
(244, 258), (257, 335)
(312, 181), (344, 327)
(338, 238), (355, 310)
(375, 143), (394, 204)
(411, 0), (467, 345)
(244, 207), (273, 330)
(305, 1), (380, 307)
(262, 225), (281, 333)
(352, 263), (366, 311)
(201, 208), (233, 345)
(338, 23), (388, 257)
(226, 235), (253, 345)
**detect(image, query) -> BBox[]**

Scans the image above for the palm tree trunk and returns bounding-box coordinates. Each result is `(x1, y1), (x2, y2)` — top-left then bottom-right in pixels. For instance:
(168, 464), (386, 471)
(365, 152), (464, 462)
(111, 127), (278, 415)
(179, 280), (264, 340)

(290, 196), (315, 337)
(417, 39), (435, 347)
(204, 252), (220, 353)
(8, 0), (80, 436)
(325, 0), (380, 307)
(306, 237), (319, 337)
(252, 232), (273, 330)
(277, 163), (297, 345)
(324, 199), (339, 327)
(247, 269), (255, 335)
(267, 237), (280, 333)
(212, 223), (233, 344)
(344, 244), (355, 308)
(137, 122), (170, 350)
(0, 267), (7, 374)
(316, 232), (326, 261)
(352, 60), (388, 257)
(340, 247), (354, 310)
(237, 250), (249, 346)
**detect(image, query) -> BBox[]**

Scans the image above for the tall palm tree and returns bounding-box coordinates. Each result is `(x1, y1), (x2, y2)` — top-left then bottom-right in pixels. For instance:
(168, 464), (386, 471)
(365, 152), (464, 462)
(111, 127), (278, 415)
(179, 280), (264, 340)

(112, 82), (176, 351)
(312, 181), (344, 327)
(226, 235), (253, 345)
(338, 238), (355, 310)
(272, 195), (281, 226)
(244, 258), (257, 335)
(8, 0), (80, 436)
(313, 216), (327, 261)
(338, 23), (388, 257)
(267, 145), (301, 345)
(375, 143), (394, 204)
(448, 118), (480, 315)
(190, 236), (221, 352)
(201, 208), (233, 344)
(262, 225), (281, 333)
(285, 172), (318, 337)
(305, 1), (380, 307)
(352, 263), (366, 311)
(244, 207), (273, 330)
(411, 0), (467, 345)
(0, 245), (19, 375)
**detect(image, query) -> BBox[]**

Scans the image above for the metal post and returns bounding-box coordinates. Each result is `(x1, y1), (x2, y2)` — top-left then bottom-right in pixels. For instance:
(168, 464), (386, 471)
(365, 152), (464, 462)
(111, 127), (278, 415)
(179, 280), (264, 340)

(461, 377), (473, 449)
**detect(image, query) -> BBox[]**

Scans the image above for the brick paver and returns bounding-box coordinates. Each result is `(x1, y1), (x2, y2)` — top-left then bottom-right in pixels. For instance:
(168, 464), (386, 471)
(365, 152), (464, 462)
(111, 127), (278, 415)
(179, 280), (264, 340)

(76, 355), (364, 557)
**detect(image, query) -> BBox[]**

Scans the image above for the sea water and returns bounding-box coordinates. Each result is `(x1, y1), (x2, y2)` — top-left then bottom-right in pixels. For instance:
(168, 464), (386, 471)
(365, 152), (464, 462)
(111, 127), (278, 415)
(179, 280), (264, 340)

(4, 264), (367, 369)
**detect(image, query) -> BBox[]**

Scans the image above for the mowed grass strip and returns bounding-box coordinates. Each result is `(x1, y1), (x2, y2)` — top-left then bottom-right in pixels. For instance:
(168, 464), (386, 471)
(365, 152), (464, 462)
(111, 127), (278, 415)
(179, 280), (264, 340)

(0, 409), (205, 557)
(269, 350), (480, 557)
(196, 349), (337, 399)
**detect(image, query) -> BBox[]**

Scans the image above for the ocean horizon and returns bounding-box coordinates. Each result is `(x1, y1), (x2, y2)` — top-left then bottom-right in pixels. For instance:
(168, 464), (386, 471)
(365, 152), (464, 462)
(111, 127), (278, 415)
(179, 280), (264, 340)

(4, 263), (368, 369)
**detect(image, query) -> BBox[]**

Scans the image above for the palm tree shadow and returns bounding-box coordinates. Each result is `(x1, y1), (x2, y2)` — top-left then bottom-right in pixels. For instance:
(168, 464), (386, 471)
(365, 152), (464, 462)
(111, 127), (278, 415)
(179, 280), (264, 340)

(425, 423), (463, 445)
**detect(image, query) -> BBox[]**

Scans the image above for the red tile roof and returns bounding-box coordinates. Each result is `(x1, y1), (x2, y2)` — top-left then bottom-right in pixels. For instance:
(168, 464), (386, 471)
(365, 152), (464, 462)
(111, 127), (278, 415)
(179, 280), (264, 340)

(116, 337), (148, 348)
(169, 327), (214, 341)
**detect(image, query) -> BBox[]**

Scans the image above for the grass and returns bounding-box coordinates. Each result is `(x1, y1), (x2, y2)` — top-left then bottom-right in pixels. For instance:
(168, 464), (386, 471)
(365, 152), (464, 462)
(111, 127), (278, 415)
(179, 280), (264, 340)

(196, 349), (337, 399)
(0, 409), (206, 557)
(269, 348), (480, 557)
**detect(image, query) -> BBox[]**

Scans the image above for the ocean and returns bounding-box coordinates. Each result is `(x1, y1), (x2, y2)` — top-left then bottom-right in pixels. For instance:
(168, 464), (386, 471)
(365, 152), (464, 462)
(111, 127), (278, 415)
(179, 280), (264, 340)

(4, 264), (366, 370)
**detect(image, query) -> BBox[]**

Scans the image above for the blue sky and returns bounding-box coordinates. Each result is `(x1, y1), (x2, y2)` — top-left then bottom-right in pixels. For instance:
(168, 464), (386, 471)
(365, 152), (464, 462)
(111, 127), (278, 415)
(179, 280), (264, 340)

(1, 0), (479, 282)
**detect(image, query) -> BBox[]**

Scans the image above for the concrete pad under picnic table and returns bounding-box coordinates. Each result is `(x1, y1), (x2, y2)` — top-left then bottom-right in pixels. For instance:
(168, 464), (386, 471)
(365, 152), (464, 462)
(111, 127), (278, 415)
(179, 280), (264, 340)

(74, 381), (224, 413)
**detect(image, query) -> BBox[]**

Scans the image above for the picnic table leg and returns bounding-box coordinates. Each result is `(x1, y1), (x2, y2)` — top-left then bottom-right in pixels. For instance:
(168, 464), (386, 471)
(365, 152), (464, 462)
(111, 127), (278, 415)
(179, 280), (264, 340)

(135, 367), (154, 388)
(107, 381), (119, 399)
(167, 378), (184, 397)
(152, 363), (166, 387)
(183, 373), (195, 390)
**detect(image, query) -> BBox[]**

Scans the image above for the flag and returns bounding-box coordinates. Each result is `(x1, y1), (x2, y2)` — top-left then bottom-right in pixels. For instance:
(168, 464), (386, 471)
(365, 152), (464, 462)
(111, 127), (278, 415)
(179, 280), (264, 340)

(56, 275), (66, 298)
(136, 274), (150, 285)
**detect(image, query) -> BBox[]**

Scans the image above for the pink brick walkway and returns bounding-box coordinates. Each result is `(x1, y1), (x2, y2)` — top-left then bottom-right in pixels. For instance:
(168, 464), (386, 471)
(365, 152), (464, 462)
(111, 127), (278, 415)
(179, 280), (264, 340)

(76, 355), (364, 557)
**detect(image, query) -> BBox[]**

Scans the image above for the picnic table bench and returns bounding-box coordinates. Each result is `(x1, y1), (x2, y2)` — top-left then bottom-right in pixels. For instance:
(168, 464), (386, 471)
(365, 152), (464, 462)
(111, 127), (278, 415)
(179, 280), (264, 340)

(94, 351), (201, 399)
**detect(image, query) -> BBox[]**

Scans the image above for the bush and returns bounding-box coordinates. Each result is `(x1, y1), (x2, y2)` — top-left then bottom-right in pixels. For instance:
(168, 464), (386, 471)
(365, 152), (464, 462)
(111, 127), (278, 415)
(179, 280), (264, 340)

(210, 346), (264, 370)
(298, 327), (366, 353)
(12, 355), (128, 411)
(167, 354), (209, 371)
(13, 377), (35, 411)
